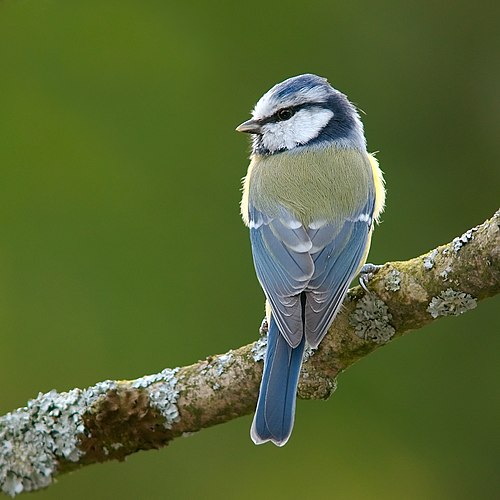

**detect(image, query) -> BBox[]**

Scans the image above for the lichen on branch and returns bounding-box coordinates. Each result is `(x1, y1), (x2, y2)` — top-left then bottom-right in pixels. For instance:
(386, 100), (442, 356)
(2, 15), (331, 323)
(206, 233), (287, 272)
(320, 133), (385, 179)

(1, 209), (499, 497)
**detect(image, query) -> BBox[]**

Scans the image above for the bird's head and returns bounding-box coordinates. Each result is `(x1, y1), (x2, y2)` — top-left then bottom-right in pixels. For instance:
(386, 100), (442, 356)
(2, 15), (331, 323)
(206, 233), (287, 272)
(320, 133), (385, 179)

(236, 74), (365, 156)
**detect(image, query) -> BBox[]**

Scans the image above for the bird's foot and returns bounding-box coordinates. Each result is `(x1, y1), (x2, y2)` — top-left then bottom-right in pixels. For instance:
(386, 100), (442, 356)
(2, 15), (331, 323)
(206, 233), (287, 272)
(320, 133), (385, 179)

(259, 318), (269, 336)
(359, 263), (384, 292)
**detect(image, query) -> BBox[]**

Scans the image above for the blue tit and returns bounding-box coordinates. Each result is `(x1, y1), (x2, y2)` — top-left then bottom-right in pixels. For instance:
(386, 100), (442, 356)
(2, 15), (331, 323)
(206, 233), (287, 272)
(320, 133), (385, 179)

(237, 74), (386, 446)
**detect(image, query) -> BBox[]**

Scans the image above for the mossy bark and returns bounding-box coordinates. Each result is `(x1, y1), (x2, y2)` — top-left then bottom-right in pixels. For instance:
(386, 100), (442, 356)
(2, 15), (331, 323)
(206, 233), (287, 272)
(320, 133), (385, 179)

(1, 210), (499, 496)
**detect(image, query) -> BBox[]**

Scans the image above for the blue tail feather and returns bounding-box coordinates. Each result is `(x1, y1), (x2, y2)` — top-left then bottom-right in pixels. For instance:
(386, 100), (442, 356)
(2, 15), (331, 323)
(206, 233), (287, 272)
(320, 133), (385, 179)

(251, 317), (305, 446)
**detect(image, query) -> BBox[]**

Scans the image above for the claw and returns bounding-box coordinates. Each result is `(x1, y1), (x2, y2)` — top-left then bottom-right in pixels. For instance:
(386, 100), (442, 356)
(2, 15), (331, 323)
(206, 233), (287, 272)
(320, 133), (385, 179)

(259, 318), (269, 335)
(359, 263), (384, 292)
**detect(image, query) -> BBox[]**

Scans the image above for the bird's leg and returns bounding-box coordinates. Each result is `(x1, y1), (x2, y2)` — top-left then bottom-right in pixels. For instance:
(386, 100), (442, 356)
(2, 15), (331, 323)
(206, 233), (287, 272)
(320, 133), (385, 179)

(359, 263), (384, 292)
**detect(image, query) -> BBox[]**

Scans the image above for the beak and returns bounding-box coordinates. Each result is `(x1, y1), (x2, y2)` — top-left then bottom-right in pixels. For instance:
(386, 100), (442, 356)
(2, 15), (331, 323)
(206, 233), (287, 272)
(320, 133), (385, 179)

(236, 119), (262, 134)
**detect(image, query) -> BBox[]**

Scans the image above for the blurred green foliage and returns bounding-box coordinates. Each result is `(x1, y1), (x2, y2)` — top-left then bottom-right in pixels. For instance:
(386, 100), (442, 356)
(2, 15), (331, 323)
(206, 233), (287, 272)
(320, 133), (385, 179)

(0, 0), (499, 498)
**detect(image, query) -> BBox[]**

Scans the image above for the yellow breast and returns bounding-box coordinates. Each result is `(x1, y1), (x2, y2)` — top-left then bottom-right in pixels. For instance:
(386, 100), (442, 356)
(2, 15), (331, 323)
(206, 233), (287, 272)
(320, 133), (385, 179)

(241, 146), (384, 226)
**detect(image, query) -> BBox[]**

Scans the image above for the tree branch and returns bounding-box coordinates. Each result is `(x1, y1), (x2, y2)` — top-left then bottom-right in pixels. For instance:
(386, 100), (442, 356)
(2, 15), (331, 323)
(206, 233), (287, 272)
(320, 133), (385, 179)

(1, 209), (499, 496)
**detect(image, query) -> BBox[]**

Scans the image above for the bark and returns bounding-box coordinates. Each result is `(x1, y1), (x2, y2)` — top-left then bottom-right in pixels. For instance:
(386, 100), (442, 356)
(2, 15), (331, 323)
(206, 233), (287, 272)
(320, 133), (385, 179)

(1, 209), (499, 497)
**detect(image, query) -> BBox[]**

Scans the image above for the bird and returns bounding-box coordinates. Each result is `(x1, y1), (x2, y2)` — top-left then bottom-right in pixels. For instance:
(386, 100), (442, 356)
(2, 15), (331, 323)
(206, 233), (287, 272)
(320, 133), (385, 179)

(236, 74), (386, 446)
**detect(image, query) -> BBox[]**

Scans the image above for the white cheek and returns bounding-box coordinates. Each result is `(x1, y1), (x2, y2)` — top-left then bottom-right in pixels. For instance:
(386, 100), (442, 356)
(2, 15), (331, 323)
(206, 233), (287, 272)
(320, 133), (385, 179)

(261, 108), (334, 152)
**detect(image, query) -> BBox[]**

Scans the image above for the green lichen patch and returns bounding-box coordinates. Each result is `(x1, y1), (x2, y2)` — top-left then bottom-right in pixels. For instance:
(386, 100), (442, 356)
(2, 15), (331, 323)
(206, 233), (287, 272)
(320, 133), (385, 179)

(385, 269), (401, 292)
(439, 265), (453, 281)
(427, 288), (477, 318)
(132, 368), (180, 428)
(452, 227), (477, 252)
(423, 249), (438, 270)
(211, 353), (235, 390)
(302, 344), (317, 363)
(349, 294), (395, 344)
(0, 381), (116, 496)
(298, 370), (337, 400)
(213, 352), (234, 377)
(251, 336), (267, 362)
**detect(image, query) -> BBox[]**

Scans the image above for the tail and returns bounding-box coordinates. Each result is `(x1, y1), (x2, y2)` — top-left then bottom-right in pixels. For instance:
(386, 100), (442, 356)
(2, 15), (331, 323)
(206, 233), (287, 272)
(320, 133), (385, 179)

(250, 317), (306, 446)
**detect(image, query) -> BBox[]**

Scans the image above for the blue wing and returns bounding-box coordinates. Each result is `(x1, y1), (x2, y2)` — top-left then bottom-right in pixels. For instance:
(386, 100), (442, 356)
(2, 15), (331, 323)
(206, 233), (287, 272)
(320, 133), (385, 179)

(305, 202), (373, 348)
(249, 195), (374, 349)
(249, 205), (313, 347)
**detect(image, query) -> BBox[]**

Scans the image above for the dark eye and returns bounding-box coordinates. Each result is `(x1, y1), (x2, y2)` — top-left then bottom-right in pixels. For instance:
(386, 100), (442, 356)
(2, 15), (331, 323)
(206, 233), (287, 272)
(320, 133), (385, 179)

(277, 108), (294, 121)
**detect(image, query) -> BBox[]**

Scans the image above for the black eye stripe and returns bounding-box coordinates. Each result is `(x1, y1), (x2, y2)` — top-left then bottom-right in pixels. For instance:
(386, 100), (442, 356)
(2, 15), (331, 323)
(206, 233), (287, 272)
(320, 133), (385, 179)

(258, 103), (322, 126)
(273, 105), (299, 122)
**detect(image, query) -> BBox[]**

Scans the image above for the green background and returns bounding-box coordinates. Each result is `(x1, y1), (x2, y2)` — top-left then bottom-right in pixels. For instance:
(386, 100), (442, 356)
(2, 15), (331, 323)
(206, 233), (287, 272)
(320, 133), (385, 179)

(1, 0), (499, 498)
